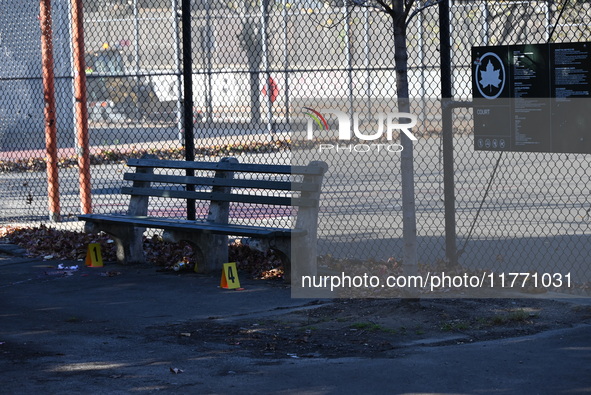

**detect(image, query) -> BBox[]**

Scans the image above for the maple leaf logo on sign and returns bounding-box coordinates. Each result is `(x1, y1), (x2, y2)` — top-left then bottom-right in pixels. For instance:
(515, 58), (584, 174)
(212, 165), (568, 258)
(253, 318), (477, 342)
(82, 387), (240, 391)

(474, 52), (506, 99)
(480, 61), (502, 91)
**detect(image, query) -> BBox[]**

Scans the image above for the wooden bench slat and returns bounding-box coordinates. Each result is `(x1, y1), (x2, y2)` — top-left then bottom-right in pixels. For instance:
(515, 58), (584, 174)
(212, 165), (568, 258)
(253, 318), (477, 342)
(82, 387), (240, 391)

(126, 158), (326, 175)
(79, 214), (306, 238)
(123, 172), (320, 192)
(120, 187), (319, 207)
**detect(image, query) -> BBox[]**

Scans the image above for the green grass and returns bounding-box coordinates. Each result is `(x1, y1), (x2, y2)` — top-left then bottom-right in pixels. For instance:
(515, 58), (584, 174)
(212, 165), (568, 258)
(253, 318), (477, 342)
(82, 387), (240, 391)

(441, 320), (471, 332)
(350, 322), (397, 334)
(488, 309), (534, 326)
(350, 322), (383, 331)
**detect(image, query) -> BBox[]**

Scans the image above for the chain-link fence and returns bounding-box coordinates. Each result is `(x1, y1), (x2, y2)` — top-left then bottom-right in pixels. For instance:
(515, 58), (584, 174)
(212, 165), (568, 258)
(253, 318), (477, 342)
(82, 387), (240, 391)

(1, 0), (590, 286)
(449, 0), (591, 285)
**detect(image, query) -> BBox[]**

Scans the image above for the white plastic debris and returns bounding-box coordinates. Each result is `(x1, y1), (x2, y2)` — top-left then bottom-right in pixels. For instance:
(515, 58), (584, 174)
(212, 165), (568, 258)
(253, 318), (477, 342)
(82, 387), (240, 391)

(57, 264), (79, 270)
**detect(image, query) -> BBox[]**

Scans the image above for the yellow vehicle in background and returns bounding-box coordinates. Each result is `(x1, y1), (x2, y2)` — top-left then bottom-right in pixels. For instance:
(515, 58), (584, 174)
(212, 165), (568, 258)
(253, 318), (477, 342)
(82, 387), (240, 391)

(85, 44), (159, 123)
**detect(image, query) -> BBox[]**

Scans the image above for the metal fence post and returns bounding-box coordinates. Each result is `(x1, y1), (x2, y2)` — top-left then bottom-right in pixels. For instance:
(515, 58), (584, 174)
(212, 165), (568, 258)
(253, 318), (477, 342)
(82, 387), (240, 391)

(204, 0), (213, 123)
(343, 3), (355, 124)
(72, 0), (92, 215)
(181, 0), (195, 220)
(282, 0), (290, 128)
(39, 0), (61, 222)
(439, 0), (457, 265)
(172, 0), (183, 143)
(260, 0), (273, 136)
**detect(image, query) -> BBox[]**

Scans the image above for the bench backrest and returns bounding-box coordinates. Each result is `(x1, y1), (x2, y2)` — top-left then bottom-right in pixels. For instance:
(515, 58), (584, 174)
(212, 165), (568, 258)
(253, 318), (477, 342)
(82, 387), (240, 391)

(122, 157), (328, 227)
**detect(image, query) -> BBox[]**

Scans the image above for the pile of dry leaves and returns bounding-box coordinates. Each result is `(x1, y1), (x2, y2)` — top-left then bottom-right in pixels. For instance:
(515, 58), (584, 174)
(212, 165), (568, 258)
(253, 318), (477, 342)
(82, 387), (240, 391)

(1, 225), (589, 296)
(0, 225), (284, 279)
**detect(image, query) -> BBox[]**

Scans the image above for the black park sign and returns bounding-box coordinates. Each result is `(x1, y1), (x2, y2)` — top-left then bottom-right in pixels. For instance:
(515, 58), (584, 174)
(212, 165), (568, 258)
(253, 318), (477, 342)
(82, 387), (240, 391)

(472, 42), (591, 154)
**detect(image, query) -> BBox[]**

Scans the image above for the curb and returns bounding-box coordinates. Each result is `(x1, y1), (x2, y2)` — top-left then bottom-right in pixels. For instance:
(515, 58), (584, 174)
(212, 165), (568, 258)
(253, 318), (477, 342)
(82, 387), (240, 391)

(0, 243), (27, 257)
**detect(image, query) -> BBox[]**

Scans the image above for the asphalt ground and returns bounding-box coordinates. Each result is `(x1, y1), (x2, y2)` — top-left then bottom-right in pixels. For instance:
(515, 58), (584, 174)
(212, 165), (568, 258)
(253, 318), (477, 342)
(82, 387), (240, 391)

(1, 252), (590, 394)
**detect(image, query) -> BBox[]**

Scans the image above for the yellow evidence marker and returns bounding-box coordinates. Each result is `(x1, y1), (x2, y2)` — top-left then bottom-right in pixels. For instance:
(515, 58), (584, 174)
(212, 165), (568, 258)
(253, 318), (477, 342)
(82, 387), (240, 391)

(220, 262), (240, 289)
(85, 243), (104, 267)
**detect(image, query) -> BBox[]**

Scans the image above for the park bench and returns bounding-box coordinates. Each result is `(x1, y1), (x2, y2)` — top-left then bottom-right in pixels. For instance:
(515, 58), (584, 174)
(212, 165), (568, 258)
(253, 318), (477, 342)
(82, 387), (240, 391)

(78, 157), (328, 280)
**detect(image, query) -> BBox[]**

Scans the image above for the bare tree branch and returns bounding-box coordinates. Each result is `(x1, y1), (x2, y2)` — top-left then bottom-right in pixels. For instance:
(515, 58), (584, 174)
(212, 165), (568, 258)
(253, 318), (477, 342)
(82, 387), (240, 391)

(374, 0), (395, 16)
(403, 0), (416, 19)
(406, 0), (442, 27)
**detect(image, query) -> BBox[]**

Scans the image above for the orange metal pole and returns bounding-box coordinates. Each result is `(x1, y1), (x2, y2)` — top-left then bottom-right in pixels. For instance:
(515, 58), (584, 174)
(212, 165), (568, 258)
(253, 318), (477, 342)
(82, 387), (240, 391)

(71, 0), (92, 214)
(39, 0), (61, 222)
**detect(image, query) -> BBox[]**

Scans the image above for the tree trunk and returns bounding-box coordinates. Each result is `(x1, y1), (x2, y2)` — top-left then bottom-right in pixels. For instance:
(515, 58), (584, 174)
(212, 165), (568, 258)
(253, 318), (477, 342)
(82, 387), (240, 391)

(248, 61), (262, 124)
(239, 4), (263, 124)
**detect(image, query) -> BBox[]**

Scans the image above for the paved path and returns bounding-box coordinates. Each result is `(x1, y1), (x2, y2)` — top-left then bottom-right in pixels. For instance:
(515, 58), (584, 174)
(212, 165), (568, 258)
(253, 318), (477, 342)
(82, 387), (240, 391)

(1, 254), (589, 394)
